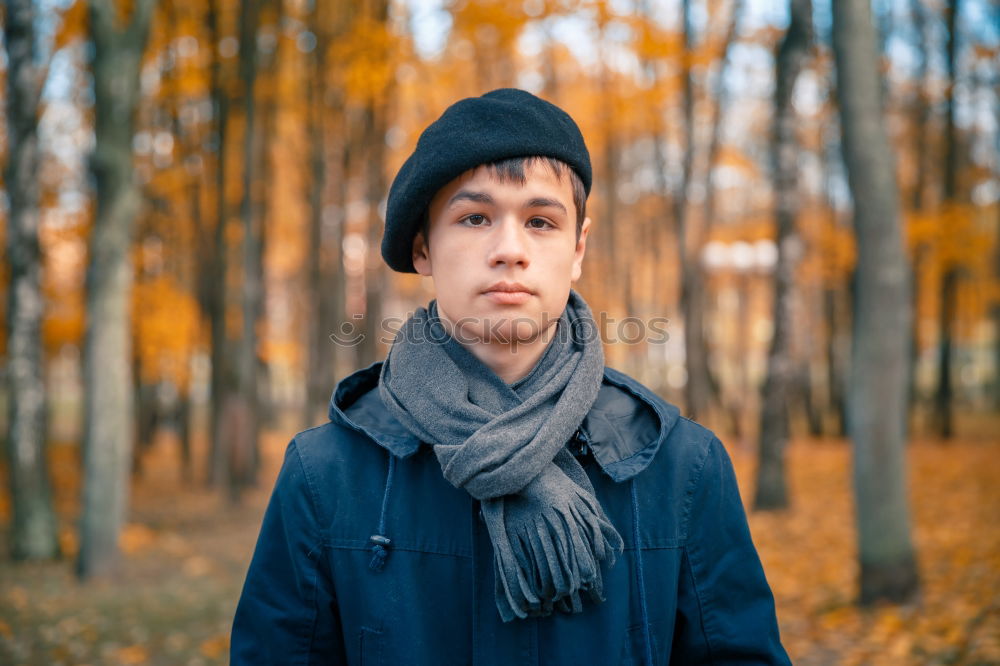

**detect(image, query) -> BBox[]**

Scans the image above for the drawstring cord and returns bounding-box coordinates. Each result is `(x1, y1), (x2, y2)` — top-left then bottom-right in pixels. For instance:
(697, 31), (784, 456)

(369, 453), (396, 572)
(631, 478), (654, 666)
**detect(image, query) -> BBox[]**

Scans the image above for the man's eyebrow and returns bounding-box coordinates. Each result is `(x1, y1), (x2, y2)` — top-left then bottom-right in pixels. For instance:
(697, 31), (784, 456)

(447, 190), (495, 208)
(524, 197), (567, 214)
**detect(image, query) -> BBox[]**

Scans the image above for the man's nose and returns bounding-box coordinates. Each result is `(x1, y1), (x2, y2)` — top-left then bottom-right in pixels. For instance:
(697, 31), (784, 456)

(487, 216), (530, 268)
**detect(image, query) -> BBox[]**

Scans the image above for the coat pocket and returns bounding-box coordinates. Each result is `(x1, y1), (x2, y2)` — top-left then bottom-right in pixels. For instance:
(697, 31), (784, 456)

(359, 626), (383, 666)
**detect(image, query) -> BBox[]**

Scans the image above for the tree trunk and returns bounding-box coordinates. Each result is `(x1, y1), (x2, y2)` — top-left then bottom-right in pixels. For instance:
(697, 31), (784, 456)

(177, 393), (193, 484)
(304, 0), (342, 426)
(906, 245), (925, 433)
(256, 0), (281, 468)
(994, 207), (1000, 410)
(754, 0), (812, 512)
(162, 0), (199, 484)
(933, 267), (958, 438)
(909, 0), (930, 213)
(599, 58), (620, 315)
(800, 360), (825, 436)
(933, 0), (961, 439)
(824, 286), (848, 437)
(635, 0), (675, 398)
(832, 0), (920, 604)
(304, 87), (329, 425)
(820, 123), (850, 438)
(675, 0), (712, 422)
(591, 4), (620, 314)
(700, 0), (742, 412)
(325, 123), (351, 379)
(132, 374), (158, 478)
(359, 0), (392, 369)
(250, 0), (283, 443)
(905, 3), (930, 425)
(205, 0), (236, 488)
(226, 0), (264, 502)
(78, 0), (155, 580)
(701, 0), (743, 242)
(360, 100), (388, 367)
(4, 0), (61, 561)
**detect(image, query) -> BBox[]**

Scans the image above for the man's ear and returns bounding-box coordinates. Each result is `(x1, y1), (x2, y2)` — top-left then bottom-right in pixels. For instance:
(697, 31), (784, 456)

(570, 217), (591, 284)
(412, 230), (432, 276)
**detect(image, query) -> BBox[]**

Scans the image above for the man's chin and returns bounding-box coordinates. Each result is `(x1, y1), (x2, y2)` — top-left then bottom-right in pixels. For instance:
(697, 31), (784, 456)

(452, 315), (563, 347)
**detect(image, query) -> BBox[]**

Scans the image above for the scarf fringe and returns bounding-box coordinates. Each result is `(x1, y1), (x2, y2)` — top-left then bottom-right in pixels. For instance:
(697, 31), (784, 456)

(493, 489), (625, 623)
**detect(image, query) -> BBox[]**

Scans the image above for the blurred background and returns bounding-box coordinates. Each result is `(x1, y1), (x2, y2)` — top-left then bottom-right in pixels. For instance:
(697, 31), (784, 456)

(0, 0), (997, 664)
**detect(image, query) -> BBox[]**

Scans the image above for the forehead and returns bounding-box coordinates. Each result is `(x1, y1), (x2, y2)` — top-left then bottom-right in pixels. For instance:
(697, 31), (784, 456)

(429, 160), (573, 210)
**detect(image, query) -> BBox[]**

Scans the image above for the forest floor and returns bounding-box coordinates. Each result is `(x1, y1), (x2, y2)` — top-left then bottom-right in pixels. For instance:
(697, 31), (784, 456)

(0, 412), (997, 665)
(735, 413), (1000, 666)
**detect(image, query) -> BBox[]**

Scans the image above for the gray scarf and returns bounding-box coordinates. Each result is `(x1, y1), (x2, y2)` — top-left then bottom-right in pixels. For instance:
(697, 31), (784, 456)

(378, 288), (623, 622)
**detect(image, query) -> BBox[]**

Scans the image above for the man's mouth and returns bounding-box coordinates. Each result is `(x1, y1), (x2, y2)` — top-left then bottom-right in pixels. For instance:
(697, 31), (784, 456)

(483, 281), (534, 305)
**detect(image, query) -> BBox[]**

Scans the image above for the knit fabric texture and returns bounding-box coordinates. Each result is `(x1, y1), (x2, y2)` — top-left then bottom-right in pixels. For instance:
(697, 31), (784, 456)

(377, 289), (623, 621)
(381, 88), (593, 273)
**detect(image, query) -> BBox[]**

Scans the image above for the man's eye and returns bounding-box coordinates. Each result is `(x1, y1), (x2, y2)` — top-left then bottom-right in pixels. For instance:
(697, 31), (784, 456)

(463, 214), (487, 226)
(527, 217), (552, 229)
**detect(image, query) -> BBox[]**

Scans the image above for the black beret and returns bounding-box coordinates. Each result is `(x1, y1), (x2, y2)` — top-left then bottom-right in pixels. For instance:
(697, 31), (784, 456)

(381, 88), (592, 273)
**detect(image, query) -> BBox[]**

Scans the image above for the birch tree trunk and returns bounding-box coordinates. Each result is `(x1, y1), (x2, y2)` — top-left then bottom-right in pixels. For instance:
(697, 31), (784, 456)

(832, 0), (920, 604)
(755, 0), (812, 511)
(78, 0), (155, 580)
(4, 0), (61, 561)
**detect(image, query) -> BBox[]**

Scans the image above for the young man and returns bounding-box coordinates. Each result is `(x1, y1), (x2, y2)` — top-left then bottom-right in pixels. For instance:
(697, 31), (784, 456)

(231, 88), (791, 665)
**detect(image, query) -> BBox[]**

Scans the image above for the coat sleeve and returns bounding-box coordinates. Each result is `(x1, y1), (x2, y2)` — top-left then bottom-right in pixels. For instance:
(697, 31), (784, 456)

(231, 438), (346, 665)
(670, 436), (792, 665)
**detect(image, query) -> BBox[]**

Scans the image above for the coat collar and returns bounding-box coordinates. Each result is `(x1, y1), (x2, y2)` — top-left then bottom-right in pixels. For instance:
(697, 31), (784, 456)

(327, 361), (680, 482)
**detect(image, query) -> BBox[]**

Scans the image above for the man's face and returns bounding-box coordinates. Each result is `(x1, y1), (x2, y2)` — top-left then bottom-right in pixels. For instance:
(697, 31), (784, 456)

(412, 160), (591, 346)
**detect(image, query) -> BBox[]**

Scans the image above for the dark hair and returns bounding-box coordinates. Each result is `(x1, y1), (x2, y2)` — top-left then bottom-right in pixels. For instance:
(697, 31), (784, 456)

(417, 155), (587, 251)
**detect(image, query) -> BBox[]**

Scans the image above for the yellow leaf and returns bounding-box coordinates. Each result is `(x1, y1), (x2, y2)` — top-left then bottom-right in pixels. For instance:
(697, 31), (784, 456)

(116, 644), (149, 665)
(200, 634), (229, 659)
(119, 523), (156, 554)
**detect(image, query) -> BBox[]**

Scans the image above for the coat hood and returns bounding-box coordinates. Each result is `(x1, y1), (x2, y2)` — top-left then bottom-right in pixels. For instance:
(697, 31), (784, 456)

(327, 360), (681, 482)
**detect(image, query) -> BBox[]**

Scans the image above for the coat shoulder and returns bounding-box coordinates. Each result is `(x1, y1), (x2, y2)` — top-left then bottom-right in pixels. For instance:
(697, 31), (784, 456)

(288, 419), (389, 491)
(599, 366), (719, 471)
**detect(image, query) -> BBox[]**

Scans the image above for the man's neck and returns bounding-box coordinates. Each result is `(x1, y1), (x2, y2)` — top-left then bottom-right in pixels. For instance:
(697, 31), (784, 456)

(437, 312), (559, 385)
(468, 338), (551, 385)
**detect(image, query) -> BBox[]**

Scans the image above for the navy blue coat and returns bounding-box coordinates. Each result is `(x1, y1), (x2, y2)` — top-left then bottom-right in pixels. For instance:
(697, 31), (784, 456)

(231, 361), (791, 665)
